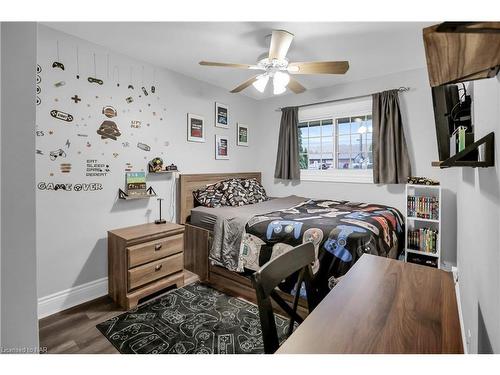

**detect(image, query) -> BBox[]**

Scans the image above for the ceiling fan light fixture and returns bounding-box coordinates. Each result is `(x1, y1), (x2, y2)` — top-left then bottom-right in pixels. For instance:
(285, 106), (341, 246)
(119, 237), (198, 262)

(273, 71), (290, 95)
(252, 74), (269, 93)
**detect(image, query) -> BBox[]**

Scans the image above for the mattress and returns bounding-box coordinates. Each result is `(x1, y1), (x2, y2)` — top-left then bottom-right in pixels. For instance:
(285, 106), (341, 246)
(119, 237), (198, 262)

(189, 195), (308, 231)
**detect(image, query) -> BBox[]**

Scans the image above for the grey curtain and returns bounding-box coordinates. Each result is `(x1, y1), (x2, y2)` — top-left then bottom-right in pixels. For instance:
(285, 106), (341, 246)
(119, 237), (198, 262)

(274, 107), (300, 180)
(372, 90), (412, 184)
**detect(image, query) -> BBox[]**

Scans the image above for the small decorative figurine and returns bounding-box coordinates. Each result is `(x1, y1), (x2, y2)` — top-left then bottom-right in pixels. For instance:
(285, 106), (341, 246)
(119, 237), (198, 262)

(148, 157), (164, 172)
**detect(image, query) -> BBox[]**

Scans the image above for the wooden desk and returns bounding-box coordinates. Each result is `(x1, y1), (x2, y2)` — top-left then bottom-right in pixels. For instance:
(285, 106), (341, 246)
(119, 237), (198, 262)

(277, 254), (463, 354)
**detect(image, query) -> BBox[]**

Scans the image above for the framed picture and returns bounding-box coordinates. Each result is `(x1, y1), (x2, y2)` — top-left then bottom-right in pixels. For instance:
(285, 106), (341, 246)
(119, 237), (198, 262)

(187, 113), (205, 142)
(237, 123), (249, 146)
(215, 135), (229, 160)
(215, 102), (229, 128)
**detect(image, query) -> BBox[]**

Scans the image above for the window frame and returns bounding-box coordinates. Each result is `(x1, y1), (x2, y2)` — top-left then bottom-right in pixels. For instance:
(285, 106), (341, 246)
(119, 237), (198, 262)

(298, 99), (373, 184)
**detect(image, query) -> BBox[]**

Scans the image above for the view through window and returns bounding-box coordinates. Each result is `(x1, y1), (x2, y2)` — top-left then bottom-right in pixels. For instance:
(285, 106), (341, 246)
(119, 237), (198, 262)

(298, 114), (373, 171)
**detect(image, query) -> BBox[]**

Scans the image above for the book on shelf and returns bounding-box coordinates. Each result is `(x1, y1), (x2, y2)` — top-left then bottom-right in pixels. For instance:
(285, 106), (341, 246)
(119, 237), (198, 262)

(407, 228), (438, 254)
(407, 195), (439, 220)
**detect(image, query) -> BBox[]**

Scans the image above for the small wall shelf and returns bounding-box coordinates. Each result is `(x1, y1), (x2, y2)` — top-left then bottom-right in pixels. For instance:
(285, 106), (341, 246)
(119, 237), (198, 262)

(432, 132), (495, 169)
(118, 186), (157, 200)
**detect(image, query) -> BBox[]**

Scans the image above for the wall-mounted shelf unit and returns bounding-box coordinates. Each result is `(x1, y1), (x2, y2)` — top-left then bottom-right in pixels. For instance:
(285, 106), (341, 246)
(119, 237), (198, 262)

(432, 132), (495, 168)
(423, 22), (500, 87)
(118, 186), (157, 200)
(405, 184), (442, 269)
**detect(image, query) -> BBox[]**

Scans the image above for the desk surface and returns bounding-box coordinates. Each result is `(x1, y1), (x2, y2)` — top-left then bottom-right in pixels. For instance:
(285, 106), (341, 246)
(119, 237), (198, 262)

(277, 254), (463, 354)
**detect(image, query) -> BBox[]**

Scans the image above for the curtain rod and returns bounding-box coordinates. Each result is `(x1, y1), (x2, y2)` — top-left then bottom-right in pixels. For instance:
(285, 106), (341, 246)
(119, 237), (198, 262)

(275, 86), (410, 112)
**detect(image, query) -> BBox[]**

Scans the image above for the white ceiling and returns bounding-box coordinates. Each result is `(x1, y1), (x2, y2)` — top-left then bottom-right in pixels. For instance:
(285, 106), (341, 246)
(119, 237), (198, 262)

(43, 22), (433, 100)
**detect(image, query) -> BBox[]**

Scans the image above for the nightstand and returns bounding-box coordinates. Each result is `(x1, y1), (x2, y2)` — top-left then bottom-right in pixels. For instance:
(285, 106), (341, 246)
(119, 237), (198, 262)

(108, 222), (185, 309)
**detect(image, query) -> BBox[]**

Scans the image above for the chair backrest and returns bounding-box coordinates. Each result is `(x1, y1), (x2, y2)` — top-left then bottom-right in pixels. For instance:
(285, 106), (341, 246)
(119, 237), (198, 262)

(251, 242), (319, 354)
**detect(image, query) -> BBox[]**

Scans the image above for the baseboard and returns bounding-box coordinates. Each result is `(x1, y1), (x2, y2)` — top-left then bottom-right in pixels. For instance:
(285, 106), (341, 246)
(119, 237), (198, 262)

(38, 277), (108, 319)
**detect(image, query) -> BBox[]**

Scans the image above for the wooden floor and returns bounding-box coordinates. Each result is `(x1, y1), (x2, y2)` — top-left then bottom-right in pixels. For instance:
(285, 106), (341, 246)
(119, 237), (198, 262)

(39, 270), (199, 354)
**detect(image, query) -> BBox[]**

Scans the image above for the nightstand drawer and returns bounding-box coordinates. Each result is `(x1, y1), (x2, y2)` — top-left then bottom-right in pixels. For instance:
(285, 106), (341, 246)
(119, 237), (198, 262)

(128, 252), (184, 291)
(127, 234), (183, 268)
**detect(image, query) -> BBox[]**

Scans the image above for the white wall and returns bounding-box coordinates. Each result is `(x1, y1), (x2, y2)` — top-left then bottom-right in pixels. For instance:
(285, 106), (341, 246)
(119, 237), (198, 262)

(1, 22), (39, 351)
(36, 25), (260, 307)
(456, 75), (500, 353)
(254, 68), (459, 265)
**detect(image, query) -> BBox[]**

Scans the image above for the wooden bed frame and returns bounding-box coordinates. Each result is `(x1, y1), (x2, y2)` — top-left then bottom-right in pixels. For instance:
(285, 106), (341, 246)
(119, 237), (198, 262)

(180, 172), (308, 310)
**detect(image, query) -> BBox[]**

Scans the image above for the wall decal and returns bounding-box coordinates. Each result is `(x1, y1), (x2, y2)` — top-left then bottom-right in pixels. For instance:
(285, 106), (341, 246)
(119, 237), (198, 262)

(71, 95), (81, 103)
(88, 77), (103, 85)
(122, 141), (130, 148)
(125, 163), (133, 171)
(52, 61), (64, 70)
(49, 130), (54, 135)
(187, 113), (205, 143)
(215, 102), (229, 128)
(128, 84), (134, 90)
(215, 135), (229, 160)
(97, 121), (121, 141)
(77, 134), (88, 137)
(151, 86), (155, 94)
(126, 96), (133, 104)
(102, 106), (117, 118)
(50, 110), (74, 122)
(37, 182), (103, 192)
(65, 139), (71, 148)
(37, 97), (41, 105)
(86, 159), (111, 177)
(131, 120), (141, 128)
(86, 142), (91, 147)
(36, 130), (45, 136)
(49, 148), (67, 161)
(88, 53), (103, 85)
(141, 87), (148, 96)
(137, 142), (151, 152)
(54, 81), (66, 88)
(113, 153), (119, 158)
(37, 85), (41, 94)
(37, 75), (41, 84)
(36, 149), (44, 155)
(60, 163), (72, 173)
(75, 46), (80, 79)
(37, 64), (42, 74)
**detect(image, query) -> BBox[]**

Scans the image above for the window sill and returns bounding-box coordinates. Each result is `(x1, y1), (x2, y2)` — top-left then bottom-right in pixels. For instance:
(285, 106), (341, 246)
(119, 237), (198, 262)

(300, 170), (373, 184)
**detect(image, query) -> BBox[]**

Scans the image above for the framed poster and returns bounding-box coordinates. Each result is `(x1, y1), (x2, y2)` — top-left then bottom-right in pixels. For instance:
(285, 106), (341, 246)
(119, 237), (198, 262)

(187, 113), (205, 142)
(215, 102), (229, 128)
(237, 123), (249, 146)
(215, 135), (229, 160)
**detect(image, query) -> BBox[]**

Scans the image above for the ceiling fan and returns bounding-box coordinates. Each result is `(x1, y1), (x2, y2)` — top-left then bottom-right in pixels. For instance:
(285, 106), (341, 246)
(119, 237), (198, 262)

(199, 29), (349, 95)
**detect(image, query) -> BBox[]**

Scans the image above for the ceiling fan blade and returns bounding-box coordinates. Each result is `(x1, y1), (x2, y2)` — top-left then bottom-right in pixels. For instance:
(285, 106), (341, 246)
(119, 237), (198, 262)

(230, 75), (259, 93)
(288, 61), (349, 75)
(287, 77), (306, 94)
(199, 61), (260, 69)
(268, 30), (294, 60)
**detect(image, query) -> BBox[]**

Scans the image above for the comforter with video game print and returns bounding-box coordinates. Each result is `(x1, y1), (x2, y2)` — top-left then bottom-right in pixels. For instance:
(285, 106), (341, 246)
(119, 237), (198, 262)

(239, 199), (404, 297)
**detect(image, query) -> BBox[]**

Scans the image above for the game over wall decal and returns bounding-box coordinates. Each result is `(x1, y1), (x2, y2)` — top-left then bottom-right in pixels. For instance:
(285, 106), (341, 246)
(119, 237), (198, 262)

(37, 182), (103, 192)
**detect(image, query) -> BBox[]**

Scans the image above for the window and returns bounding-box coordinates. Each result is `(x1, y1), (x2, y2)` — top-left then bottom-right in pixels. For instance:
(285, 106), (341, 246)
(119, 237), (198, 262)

(298, 99), (373, 183)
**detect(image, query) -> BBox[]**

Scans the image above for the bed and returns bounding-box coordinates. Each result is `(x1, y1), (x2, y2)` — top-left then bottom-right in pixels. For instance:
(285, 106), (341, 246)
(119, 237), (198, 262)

(180, 172), (404, 302)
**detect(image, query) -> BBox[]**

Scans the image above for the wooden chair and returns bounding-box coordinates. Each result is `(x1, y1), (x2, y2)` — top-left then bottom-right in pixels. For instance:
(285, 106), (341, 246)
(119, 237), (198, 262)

(251, 242), (320, 354)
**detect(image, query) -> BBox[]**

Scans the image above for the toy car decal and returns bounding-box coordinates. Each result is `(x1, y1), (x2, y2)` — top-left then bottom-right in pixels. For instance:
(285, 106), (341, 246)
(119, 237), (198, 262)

(137, 142), (151, 152)
(50, 110), (74, 122)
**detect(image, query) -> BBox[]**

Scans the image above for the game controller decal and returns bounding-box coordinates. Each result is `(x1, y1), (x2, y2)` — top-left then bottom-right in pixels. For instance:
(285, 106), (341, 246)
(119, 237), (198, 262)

(50, 110), (74, 122)
(49, 148), (66, 161)
(97, 121), (121, 140)
(323, 225), (367, 263)
(52, 62), (64, 70)
(125, 96), (133, 103)
(137, 142), (151, 151)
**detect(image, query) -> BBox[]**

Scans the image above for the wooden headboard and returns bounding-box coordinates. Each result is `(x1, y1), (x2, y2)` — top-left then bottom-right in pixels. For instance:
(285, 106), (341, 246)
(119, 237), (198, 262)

(179, 172), (262, 224)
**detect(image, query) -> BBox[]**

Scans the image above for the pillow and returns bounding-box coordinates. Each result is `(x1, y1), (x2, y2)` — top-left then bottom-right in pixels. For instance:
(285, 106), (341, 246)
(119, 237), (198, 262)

(241, 178), (268, 204)
(193, 183), (227, 208)
(220, 178), (249, 207)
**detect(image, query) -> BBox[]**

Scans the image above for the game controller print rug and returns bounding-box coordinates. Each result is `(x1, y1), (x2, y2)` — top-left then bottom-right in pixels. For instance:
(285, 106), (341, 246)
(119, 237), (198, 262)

(96, 282), (290, 354)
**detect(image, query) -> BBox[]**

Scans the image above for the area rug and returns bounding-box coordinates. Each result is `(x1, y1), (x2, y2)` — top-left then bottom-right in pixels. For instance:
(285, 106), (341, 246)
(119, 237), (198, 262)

(96, 282), (290, 354)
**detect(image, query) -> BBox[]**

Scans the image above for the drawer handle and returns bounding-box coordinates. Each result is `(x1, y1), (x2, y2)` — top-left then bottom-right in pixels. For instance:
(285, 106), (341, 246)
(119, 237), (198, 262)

(155, 264), (163, 271)
(154, 243), (162, 251)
